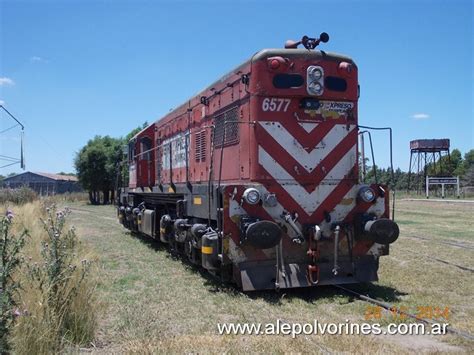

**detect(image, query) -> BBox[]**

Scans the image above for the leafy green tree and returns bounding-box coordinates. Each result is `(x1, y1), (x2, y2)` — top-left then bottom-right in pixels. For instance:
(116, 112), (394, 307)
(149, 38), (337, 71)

(74, 136), (123, 204)
(75, 122), (148, 205)
(463, 149), (474, 171)
(450, 149), (465, 176)
(460, 150), (474, 187)
(426, 148), (464, 176)
(462, 166), (474, 187)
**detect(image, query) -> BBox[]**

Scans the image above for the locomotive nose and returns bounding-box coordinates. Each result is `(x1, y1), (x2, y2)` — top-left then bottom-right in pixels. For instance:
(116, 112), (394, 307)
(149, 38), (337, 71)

(364, 219), (400, 244)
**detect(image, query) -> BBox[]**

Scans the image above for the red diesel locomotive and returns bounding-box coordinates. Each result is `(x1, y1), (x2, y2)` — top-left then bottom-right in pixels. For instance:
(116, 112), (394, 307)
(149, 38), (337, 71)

(118, 34), (399, 291)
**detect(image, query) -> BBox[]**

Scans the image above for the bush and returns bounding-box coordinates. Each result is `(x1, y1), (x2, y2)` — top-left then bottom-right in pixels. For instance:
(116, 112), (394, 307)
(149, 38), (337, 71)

(0, 187), (38, 205)
(43, 192), (89, 205)
(6, 202), (98, 353)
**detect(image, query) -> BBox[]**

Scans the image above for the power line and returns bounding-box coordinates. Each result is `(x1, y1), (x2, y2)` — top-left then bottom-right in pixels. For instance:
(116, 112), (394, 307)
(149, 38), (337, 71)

(0, 105), (24, 130)
(0, 105), (25, 169)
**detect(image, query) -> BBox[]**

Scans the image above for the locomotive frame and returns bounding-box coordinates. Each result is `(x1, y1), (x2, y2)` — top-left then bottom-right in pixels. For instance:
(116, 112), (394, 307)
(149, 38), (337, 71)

(117, 34), (399, 291)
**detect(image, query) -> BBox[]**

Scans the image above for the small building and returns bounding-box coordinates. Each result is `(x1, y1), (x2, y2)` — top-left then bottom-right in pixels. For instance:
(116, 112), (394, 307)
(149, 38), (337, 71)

(2, 171), (82, 195)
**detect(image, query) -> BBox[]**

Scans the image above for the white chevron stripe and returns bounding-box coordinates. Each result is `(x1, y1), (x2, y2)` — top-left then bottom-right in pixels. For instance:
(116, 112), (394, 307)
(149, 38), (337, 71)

(259, 122), (355, 172)
(259, 145), (356, 215)
(298, 122), (318, 133)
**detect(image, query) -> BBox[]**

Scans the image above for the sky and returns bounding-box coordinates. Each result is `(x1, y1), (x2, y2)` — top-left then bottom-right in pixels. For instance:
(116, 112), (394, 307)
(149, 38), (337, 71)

(0, 0), (473, 176)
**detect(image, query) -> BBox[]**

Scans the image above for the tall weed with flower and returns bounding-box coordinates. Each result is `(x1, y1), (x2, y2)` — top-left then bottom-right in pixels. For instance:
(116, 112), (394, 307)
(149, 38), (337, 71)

(13, 204), (98, 353)
(0, 209), (28, 353)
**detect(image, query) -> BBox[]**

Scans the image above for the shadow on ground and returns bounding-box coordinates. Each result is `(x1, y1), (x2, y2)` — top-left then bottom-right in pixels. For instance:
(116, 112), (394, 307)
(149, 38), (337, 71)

(127, 230), (407, 305)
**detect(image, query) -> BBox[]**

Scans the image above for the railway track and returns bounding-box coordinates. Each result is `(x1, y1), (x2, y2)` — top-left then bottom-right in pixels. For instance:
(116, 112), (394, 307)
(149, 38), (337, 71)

(333, 285), (474, 341)
(430, 256), (474, 272)
(406, 235), (474, 250)
(401, 249), (474, 273)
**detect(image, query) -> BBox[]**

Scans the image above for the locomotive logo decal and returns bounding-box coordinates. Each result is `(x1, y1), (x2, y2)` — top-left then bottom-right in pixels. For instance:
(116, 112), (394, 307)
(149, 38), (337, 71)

(303, 100), (354, 119)
(318, 101), (354, 114)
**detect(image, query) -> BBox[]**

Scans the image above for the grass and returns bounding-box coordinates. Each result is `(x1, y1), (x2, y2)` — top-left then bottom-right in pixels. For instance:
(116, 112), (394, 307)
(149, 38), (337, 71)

(2, 201), (99, 353)
(381, 199), (474, 338)
(395, 198), (473, 242)
(62, 198), (473, 353)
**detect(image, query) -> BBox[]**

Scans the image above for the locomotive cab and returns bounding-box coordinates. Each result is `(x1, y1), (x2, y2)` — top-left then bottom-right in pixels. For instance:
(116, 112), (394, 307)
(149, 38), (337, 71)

(128, 124), (156, 189)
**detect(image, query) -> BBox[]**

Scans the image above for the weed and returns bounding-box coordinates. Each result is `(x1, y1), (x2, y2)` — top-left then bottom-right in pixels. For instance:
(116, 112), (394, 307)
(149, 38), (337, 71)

(0, 209), (28, 353)
(0, 187), (37, 205)
(10, 203), (98, 353)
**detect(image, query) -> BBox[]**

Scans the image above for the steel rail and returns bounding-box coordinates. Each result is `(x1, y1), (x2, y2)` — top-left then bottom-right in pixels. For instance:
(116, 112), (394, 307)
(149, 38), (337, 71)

(406, 235), (474, 250)
(333, 285), (474, 341)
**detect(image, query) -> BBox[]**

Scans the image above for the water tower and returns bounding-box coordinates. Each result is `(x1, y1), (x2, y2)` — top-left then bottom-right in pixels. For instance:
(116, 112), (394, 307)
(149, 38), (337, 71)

(407, 139), (450, 193)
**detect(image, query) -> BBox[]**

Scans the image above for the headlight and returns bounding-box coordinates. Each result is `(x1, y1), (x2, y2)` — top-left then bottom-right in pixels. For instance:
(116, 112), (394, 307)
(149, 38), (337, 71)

(243, 188), (261, 205)
(309, 67), (322, 80)
(358, 186), (376, 203)
(308, 81), (323, 95)
(307, 65), (324, 96)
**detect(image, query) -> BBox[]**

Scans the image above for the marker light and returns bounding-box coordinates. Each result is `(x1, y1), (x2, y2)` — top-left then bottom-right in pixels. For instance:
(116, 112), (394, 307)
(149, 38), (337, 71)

(338, 62), (353, 77)
(358, 186), (376, 203)
(270, 59), (280, 70)
(267, 56), (289, 71)
(243, 188), (261, 205)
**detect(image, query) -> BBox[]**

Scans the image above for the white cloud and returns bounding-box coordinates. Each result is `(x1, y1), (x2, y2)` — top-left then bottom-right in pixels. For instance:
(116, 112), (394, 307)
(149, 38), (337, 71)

(0, 99), (5, 106)
(412, 113), (430, 120)
(0, 77), (15, 86)
(30, 56), (49, 63)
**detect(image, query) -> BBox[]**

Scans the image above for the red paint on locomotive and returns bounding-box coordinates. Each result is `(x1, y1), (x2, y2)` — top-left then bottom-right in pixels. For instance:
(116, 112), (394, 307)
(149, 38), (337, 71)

(118, 34), (399, 291)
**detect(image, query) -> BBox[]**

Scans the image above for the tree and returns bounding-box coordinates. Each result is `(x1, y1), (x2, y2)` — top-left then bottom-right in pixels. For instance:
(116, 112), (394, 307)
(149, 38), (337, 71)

(74, 136), (123, 204)
(74, 122), (148, 205)
(426, 148), (464, 176)
(126, 121), (148, 141)
(463, 149), (474, 171)
(462, 166), (474, 187)
(450, 149), (465, 176)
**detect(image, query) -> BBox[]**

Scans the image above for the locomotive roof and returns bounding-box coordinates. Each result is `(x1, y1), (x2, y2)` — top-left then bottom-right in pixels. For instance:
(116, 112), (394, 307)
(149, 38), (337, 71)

(251, 48), (355, 64)
(130, 48), (355, 140)
(197, 49), (354, 94)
